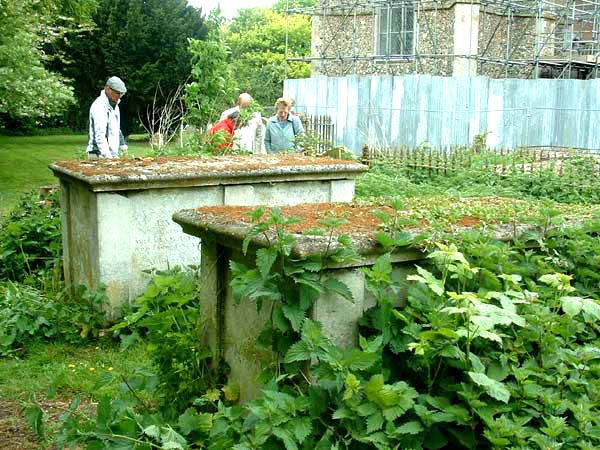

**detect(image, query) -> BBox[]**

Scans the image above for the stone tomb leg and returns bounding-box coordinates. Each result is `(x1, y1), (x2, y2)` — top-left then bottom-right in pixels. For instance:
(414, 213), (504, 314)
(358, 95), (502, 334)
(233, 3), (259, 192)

(174, 205), (423, 402)
(50, 156), (367, 314)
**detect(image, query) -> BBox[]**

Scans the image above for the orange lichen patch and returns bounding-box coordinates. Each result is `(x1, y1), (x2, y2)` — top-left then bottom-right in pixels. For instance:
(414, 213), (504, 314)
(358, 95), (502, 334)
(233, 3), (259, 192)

(455, 216), (481, 227)
(53, 154), (363, 178)
(196, 203), (395, 235)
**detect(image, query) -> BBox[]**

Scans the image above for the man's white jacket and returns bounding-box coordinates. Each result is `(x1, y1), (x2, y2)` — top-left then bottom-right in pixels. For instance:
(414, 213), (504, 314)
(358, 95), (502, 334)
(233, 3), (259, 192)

(86, 90), (127, 158)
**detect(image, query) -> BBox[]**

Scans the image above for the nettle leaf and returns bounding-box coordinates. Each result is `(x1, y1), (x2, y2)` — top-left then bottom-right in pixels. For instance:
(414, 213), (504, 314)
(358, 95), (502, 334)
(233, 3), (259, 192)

(420, 328), (460, 341)
(357, 402), (379, 417)
(302, 227), (325, 236)
(273, 305), (290, 332)
(292, 416), (312, 443)
(581, 298), (600, 320)
(408, 266), (444, 296)
(143, 425), (161, 439)
(284, 341), (312, 363)
(372, 253), (393, 278)
(301, 260), (323, 272)
(468, 372), (510, 403)
(161, 427), (187, 448)
(282, 304), (305, 332)
(371, 210), (391, 225)
(441, 306), (468, 315)
(395, 421), (424, 435)
(375, 231), (396, 248)
(344, 348), (379, 371)
(273, 427), (298, 450)
(469, 353), (485, 373)
(324, 278), (354, 302)
(366, 412), (384, 433)
(256, 248), (278, 279)
(469, 315), (496, 331)
(248, 207), (265, 222)
(299, 284), (319, 311)
(178, 408), (212, 435)
(318, 216), (350, 229)
(332, 407), (352, 420)
(560, 296), (583, 317)
(343, 373), (361, 400)
(359, 335), (384, 353)
(365, 374), (384, 400)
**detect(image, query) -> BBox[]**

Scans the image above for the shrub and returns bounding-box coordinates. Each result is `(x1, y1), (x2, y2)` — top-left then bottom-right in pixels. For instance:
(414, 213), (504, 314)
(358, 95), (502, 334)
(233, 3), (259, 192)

(0, 282), (108, 356)
(0, 190), (62, 287)
(112, 268), (216, 415)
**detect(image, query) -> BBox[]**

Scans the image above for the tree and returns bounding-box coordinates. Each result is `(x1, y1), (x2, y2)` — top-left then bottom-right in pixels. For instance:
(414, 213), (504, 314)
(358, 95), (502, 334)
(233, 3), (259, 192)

(271, 0), (317, 13)
(0, 0), (96, 128)
(224, 4), (314, 107)
(58, 0), (208, 133)
(185, 12), (237, 127)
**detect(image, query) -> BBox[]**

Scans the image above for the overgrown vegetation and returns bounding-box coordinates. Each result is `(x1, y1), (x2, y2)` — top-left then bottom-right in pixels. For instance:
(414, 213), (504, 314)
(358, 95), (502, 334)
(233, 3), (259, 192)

(3, 148), (600, 448)
(0, 191), (109, 357)
(34, 199), (600, 449)
(357, 151), (600, 204)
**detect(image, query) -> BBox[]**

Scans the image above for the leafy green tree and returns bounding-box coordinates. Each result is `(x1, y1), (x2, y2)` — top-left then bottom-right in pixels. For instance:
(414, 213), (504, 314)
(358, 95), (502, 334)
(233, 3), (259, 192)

(185, 12), (237, 127)
(224, 4), (313, 107)
(58, 0), (208, 132)
(0, 0), (96, 128)
(272, 0), (317, 13)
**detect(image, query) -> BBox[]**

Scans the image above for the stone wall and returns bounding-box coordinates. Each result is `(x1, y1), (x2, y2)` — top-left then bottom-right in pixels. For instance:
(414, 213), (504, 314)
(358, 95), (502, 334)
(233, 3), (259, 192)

(477, 8), (539, 78)
(311, 0), (550, 78)
(311, 5), (455, 77)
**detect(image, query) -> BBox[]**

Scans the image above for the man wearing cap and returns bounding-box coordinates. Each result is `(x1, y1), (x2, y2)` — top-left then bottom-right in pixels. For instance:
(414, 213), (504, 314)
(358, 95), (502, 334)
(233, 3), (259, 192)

(86, 76), (128, 159)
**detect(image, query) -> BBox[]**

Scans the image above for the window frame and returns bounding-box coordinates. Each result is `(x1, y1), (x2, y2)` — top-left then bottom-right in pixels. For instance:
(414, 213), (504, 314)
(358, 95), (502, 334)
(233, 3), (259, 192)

(375, 3), (416, 57)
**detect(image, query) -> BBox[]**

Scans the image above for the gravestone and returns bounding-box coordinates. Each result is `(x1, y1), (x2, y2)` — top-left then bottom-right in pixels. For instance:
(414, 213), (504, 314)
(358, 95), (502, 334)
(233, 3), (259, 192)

(50, 155), (367, 313)
(173, 202), (423, 401)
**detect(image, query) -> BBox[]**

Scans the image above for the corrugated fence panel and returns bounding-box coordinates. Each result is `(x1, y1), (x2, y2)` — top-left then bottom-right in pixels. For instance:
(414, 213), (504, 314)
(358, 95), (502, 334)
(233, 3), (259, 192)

(284, 74), (600, 153)
(357, 77), (371, 147)
(390, 76), (404, 145)
(346, 76), (359, 152)
(590, 80), (600, 149)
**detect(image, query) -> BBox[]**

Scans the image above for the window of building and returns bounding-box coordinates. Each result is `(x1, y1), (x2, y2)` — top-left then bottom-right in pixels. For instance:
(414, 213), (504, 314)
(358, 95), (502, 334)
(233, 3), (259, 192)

(377, 4), (415, 56)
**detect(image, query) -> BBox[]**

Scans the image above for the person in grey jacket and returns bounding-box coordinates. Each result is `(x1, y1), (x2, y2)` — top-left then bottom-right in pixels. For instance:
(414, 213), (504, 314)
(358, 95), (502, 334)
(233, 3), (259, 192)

(264, 97), (304, 153)
(86, 76), (128, 159)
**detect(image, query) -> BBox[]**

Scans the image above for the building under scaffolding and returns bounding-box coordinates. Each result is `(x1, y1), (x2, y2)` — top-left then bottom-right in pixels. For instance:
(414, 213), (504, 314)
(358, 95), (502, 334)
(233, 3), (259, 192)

(285, 0), (600, 79)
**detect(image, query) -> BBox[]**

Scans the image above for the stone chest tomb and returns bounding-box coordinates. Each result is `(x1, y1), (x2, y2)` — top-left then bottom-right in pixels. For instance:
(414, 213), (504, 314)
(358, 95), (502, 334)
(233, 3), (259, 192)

(173, 202), (424, 401)
(49, 155), (367, 311)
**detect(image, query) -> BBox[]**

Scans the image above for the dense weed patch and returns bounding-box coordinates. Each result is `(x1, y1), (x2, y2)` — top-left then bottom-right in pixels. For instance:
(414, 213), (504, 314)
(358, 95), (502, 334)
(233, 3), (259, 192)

(0, 191), (109, 356)
(44, 206), (600, 449)
(3, 158), (600, 448)
(357, 155), (600, 204)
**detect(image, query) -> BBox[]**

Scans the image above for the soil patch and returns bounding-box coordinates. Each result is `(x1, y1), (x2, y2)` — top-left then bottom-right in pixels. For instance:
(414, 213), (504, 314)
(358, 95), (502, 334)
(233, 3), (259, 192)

(54, 154), (363, 178)
(0, 400), (41, 450)
(195, 203), (398, 235)
(0, 399), (94, 450)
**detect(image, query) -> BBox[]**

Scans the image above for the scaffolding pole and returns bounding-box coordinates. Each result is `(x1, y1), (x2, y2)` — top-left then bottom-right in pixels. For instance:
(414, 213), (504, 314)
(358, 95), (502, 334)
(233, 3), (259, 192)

(286, 0), (600, 79)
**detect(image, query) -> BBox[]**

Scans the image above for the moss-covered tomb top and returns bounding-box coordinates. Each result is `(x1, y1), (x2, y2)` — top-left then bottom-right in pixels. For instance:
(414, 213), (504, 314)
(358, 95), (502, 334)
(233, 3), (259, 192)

(173, 198), (589, 261)
(49, 154), (367, 192)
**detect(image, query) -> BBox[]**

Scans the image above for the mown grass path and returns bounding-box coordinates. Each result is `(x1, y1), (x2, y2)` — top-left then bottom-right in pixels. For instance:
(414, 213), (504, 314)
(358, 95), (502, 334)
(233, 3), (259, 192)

(0, 135), (151, 216)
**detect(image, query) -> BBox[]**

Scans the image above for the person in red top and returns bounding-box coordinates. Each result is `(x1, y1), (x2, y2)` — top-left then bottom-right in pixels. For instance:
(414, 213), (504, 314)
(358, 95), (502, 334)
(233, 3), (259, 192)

(210, 111), (241, 150)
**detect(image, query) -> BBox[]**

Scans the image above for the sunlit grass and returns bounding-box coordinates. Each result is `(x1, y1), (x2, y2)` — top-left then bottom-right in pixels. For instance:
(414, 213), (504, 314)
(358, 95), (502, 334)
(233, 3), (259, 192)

(0, 134), (152, 216)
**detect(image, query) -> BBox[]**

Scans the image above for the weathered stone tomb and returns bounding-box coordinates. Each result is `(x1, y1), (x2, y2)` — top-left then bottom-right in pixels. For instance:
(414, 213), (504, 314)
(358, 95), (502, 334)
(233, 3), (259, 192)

(173, 202), (423, 401)
(49, 155), (366, 312)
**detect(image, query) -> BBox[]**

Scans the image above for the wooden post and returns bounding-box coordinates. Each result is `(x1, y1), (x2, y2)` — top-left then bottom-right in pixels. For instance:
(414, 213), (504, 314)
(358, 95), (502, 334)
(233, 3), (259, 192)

(361, 145), (370, 165)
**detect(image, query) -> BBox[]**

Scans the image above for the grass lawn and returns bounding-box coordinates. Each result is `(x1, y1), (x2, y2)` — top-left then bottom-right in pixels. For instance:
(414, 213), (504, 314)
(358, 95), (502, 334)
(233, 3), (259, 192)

(0, 341), (152, 448)
(0, 134), (152, 217)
